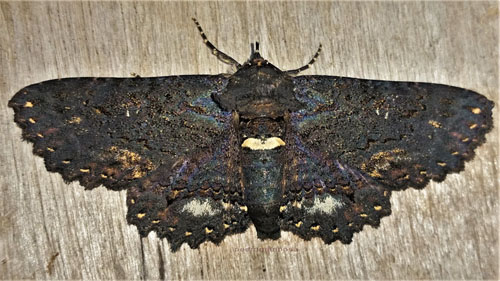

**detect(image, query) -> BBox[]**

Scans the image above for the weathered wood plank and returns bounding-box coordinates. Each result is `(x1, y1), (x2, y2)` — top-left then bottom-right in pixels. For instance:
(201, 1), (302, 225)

(0, 1), (497, 279)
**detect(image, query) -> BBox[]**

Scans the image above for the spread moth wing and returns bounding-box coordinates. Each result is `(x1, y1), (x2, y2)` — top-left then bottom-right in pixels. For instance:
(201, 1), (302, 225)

(291, 76), (493, 191)
(280, 75), (493, 243)
(9, 76), (249, 249)
(281, 133), (392, 243)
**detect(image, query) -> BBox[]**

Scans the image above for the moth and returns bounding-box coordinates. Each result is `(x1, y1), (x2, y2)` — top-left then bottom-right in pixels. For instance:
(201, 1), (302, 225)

(9, 19), (493, 251)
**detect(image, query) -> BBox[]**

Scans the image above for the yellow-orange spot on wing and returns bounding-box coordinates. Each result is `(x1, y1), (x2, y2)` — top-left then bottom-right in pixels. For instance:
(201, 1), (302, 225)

(47, 147), (55, 152)
(374, 205), (382, 211)
(80, 168), (90, 173)
(223, 223), (230, 229)
(24, 101), (34, 108)
(462, 137), (470, 142)
(311, 225), (320, 231)
(28, 118), (36, 124)
(168, 227), (176, 232)
(428, 120), (442, 128)
(131, 170), (146, 179)
(62, 160), (70, 164)
(437, 162), (447, 167)
(239, 206), (248, 212)
(332, 228), (339, 233)
(185, 231), (192, 236)
(205, 227), (213, 234)
(36, 133), (43, 138)
(369, 169), (382, 178)
(110, 148), (154, 179)
(469, 123), (478, 129)
(292, 201), (302, 208)
(68, 117), (82, 124)
(152, 220), (160, 224)
(279, 206), (287, 212)
(137, 213), (146, 219)
(100, 174), (108, 179)
(471, 107), (481, 114)
(295, 221), (303, 228)
(360, 213), (368, 218)
(452, 151), (459, 155)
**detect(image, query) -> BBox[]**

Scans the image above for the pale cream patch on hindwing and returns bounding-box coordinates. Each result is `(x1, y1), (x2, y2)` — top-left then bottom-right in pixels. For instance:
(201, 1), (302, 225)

(306, 194), (344, 215)
(181, 198), (220, 217)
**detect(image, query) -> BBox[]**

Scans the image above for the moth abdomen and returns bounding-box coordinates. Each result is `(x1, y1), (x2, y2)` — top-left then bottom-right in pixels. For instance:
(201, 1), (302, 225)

(241, 148), (285, 239)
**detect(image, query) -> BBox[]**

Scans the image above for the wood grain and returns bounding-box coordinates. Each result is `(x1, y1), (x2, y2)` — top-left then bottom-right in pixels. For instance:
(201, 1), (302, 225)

(0, 2), (498, 279)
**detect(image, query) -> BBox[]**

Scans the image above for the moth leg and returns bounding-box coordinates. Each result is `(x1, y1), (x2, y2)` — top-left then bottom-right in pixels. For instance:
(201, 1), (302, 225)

(285, 44), (322, 75)
(192, 18), (242, 68)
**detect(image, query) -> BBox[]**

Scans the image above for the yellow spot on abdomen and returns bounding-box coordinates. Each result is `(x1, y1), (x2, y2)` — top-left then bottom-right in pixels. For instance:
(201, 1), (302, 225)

(241, 137), (285, 150)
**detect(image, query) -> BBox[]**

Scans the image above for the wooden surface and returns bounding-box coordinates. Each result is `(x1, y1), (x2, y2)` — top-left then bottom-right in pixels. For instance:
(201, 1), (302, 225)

(0, 2), (498, 280)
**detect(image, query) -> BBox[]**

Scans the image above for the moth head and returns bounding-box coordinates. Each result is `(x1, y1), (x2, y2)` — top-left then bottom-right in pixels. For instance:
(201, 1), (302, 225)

(213, 42), (304, 118)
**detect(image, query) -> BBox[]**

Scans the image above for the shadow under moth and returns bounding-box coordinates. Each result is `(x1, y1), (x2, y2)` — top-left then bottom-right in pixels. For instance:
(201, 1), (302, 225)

(9, 19), (493, 251)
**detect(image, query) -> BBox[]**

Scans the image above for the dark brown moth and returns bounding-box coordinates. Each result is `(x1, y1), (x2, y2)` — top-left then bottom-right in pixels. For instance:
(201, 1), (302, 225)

(9, 19), (494, 251)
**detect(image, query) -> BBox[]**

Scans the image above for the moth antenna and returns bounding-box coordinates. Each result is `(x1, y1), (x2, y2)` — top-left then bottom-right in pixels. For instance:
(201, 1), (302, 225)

(248, 41), (266, 64)
(192, 18), (242, 68)
(285, 44), (322, 75)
